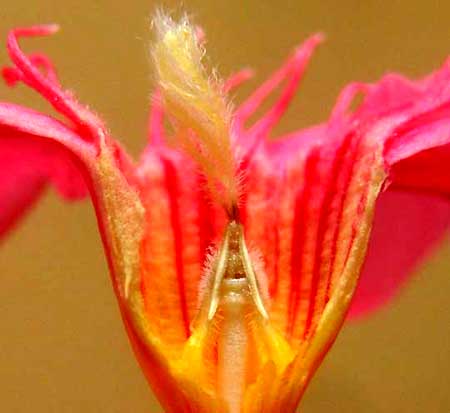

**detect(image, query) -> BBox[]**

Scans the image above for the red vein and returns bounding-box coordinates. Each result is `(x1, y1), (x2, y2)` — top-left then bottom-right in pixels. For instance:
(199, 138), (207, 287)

(324, 132), (364, 302)
(162, 158), (190, 338)
(197, 173), (216, 265)
(302, 135), (354, 339)
(287, 150), (319, 338)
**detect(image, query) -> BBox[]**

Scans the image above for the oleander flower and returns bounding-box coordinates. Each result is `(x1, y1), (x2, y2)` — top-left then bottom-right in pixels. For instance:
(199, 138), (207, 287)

(1, 13), (449, 413)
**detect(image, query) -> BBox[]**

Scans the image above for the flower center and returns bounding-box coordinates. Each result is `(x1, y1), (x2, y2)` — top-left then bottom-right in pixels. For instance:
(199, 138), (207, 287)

(210, 222), (267, 412)
(180, 220), (292, 412)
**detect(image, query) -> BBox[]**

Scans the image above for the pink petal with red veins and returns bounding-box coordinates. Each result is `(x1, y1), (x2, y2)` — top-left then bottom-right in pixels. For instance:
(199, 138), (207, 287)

(242, 129), (382, 344)
(136, 148), (227, 347)
(231, 44), (450, 330)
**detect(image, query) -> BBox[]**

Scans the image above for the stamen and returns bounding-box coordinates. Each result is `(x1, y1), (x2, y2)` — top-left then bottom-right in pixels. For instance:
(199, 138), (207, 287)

(6, 26), (105, 146)
(233, 34), (323, 156)
(2, 53), (61, 87)
(246, 35), (323, 139)
(147, 90), (165, 146)
(223, 68), (254, 93)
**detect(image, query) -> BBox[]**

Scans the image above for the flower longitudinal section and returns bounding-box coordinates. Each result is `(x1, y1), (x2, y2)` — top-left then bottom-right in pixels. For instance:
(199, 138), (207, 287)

(0, 9), (449, 413)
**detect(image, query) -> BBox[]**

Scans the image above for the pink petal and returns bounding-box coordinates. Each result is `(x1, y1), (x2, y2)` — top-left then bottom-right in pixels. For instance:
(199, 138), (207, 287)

(0, 103), (94, 238)
(0, 139), (46, 237)
(348, 62), (450, 317)
(0, 103), (95, 159)
(350, 189), (450, 318)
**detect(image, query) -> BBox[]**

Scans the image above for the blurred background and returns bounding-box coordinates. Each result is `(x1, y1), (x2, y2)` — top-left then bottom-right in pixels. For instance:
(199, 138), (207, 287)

(1, 0), (449, 412)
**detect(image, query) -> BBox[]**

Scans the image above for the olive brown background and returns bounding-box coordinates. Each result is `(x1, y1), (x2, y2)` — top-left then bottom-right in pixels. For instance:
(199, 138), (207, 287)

(1, 0), (449, 412)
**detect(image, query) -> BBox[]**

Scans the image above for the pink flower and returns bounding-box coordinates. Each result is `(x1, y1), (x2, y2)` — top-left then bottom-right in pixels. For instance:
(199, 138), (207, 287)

(1, 15), (449, 413)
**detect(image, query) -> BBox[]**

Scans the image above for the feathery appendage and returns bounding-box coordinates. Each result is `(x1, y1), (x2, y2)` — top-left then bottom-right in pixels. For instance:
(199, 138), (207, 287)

(151, 12), (240, 218)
